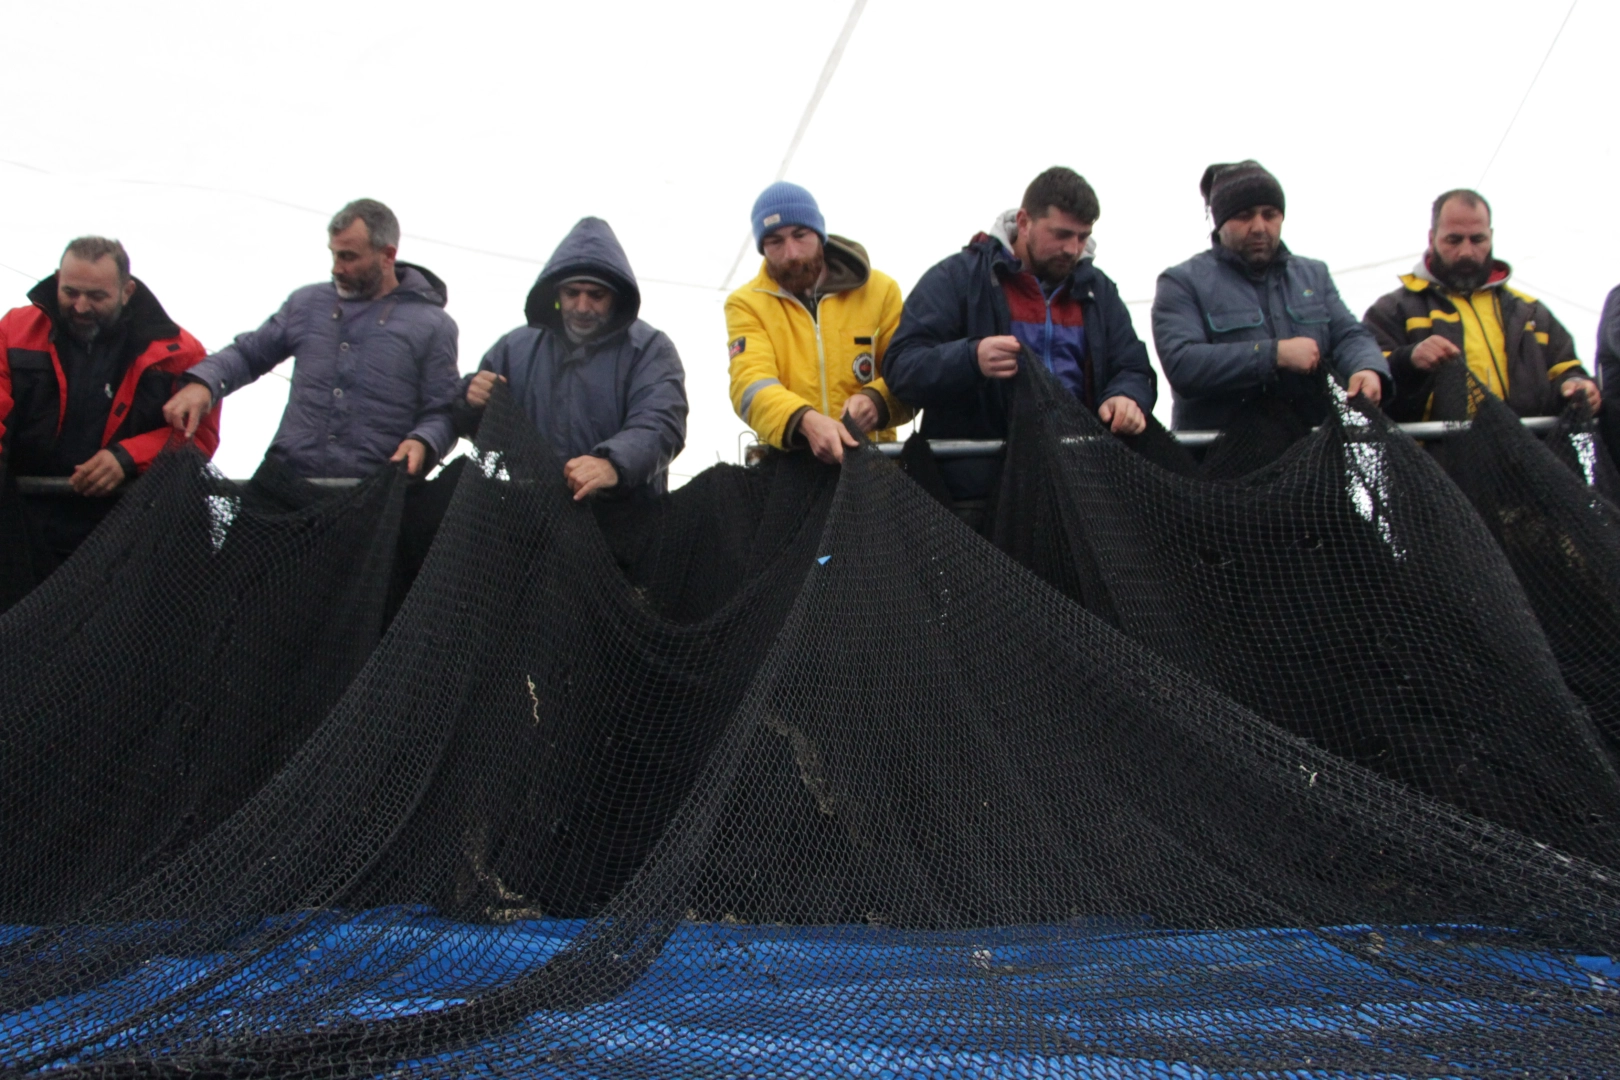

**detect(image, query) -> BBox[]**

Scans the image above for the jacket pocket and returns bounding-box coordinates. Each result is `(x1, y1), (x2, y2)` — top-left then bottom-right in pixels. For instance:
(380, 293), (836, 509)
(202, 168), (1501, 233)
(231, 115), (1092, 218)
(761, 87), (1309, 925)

(1286, 298), (1331, 325)
(1206, 309), (1265, 335)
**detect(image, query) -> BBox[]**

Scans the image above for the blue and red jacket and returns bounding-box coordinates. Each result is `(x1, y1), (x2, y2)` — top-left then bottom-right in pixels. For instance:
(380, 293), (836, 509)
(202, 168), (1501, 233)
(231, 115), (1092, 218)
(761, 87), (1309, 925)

(886, 232), (1156, 440)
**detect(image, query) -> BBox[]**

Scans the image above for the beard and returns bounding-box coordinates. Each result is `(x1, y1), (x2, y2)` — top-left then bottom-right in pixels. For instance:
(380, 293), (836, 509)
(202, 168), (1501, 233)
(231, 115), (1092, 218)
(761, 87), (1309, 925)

(1025, 246), (1078, 286)
(64, 303), (122, 343)
(1430, 251), (1491, 293)
(562, 308), (611, 343)
(767, 247), (825, 298)
(333, 261), (384, 300)
(1222, 229), (1279, 271)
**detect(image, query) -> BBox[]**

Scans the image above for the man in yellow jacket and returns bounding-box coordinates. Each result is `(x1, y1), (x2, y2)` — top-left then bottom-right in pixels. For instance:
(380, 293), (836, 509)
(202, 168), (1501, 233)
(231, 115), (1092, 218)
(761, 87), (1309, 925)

(727, 182), (910, 464)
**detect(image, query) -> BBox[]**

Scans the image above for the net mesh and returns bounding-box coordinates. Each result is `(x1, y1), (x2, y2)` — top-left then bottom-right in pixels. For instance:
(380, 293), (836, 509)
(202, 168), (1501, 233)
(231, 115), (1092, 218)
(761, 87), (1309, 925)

(0, 379), (1617, 1077)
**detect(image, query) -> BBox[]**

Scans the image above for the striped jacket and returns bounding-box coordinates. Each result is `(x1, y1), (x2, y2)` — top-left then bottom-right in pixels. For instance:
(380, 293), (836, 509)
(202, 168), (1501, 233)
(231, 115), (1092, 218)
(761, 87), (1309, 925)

(1363, 260), (1586, 420)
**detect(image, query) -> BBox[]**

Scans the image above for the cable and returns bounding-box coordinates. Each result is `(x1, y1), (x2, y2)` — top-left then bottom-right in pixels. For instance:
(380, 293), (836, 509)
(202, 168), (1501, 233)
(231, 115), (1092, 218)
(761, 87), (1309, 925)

(1478, 0), (1578, 186)
(717, 0), (870, 290)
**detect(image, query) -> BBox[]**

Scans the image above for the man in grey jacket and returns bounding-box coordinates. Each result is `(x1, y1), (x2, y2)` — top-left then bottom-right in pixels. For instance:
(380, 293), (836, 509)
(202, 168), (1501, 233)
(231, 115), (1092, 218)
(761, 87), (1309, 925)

(455, 217), (686, 500)
(1152, 161), (1388, 430)
(164, 199), (459, 477)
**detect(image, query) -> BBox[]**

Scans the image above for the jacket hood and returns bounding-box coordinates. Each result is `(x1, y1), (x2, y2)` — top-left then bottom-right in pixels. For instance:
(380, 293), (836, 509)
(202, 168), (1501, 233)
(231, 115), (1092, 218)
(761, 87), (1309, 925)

(982, 208), (1098, 263)
(1405, 255), (1512, 293)
(393, 262), (449, 307)
(27, 272), (180, 343)
(526, 217), (641, 337)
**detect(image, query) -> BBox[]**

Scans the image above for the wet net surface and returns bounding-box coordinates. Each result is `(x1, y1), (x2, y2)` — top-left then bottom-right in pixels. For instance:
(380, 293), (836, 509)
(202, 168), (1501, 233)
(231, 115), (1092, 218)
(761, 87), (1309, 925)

(0, 381), (1617, 1077)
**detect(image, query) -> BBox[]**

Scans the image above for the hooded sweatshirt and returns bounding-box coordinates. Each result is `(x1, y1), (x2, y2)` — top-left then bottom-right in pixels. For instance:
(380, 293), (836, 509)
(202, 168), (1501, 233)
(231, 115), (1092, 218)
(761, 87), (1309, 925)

(454, 217), (687, 496)
(1363, 256), (1586, 420)
(187, 263), (460, 478)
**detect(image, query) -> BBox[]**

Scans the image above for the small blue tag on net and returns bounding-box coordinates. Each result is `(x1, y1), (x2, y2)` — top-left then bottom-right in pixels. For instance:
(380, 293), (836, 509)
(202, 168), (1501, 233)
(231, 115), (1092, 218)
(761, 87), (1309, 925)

(817, 556), (831, 565)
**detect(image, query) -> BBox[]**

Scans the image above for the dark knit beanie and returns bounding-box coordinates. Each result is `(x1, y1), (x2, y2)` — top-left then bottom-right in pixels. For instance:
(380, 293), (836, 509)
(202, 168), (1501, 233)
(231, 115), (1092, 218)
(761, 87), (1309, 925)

(1200, 160), (1285, 228)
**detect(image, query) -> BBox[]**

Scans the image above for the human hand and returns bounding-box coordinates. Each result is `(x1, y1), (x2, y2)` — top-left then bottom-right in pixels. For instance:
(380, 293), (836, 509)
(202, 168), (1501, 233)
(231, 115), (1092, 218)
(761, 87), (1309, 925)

(1409, 336), (1461, 372)
(976, 335), (1021, 379)
(1097, 395), (1146, 435)
(466, 370), (505, 408)
(841, 393), (880, 434)
(1276, 337), (1321, 373)
(1347, 369), (1383, 406)
(162, 382), (214, 438)
(564, 455), (619, 500)
(1562, 377), (1601, 412)
(800, 410), (859, 465)
(390, 437), (428, 476)
(69, 449), (128, 496)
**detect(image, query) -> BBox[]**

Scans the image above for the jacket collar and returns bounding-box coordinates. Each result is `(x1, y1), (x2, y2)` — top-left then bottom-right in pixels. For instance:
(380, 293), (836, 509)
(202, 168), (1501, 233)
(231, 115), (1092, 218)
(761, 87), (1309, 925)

(27, 272), (179, 346)
(1403, 254), (1513, 295)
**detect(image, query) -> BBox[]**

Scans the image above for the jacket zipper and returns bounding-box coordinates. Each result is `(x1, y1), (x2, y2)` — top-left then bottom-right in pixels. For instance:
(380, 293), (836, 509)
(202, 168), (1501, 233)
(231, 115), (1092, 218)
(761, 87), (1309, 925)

(757, 286), (832, 415)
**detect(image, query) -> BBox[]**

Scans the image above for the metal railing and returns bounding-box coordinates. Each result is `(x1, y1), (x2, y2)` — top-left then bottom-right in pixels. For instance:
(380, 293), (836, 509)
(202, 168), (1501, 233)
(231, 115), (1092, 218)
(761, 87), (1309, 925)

(9, 415), (1569, 493)
(870, 415), (1560, 457)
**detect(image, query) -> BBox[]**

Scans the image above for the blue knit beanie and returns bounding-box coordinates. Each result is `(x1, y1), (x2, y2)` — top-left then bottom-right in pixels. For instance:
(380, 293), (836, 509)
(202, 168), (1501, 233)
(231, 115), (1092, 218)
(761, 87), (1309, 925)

(751, 182), (826, 253)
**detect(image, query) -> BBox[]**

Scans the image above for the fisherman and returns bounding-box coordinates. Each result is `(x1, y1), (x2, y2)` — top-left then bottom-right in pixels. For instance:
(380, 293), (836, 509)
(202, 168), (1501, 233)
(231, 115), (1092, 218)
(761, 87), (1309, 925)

(163, 199), (459, 478)
(1599, 284), (1620, 394)
(885, 166), (1155, 496)
(1153, 161), (1387, 430)
(1364, 189), (1599, 420)
(454, 217), (687, 499)
(0, 237), (216, 568)
(726, 182), (909, 465)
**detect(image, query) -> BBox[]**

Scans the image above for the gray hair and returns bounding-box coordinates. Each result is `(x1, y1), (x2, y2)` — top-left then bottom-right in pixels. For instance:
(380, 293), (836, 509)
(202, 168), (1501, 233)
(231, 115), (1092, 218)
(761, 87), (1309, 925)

(328, 198), (400, 250)
(61, 236), (130, 282)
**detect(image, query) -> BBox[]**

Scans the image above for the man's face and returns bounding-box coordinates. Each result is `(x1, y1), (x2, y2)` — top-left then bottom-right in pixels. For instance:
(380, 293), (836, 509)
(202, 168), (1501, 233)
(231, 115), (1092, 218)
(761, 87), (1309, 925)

(329, 219), (395, 300)
(558, 282), (616, 341)
(1217, 206), (1284, 270)
(57, 253), (134, 341)
(1429, 199), (1493, 293)
(762, 226), (825, 297)
(1017, 207), (1093, 285)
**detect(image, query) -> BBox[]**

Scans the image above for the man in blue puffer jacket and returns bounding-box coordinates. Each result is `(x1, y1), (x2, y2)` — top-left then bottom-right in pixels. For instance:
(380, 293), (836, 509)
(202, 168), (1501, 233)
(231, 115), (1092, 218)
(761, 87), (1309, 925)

(165, 198), (460, 477)
(454, 217), (687, 500)
(1152, 161), (1388, 431)
(885, 167), (1157, 496)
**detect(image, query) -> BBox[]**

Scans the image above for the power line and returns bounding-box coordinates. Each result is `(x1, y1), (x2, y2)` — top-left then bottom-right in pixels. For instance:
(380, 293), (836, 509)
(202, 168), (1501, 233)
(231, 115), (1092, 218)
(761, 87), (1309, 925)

(717, 0), (870, 290)
(1478, 0), (1578, 186)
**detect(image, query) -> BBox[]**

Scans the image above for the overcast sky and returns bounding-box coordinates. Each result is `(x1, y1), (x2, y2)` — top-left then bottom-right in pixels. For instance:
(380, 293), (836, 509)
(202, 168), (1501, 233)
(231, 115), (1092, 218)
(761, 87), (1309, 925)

(3, 0), (1612, 482)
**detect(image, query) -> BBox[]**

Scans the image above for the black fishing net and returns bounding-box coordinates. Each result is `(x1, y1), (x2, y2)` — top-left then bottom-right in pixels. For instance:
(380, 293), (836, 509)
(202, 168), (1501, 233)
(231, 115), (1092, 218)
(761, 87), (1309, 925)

(0, 456), (407, 924)
(1425, 366), (1620, 761)
(989, 363), (1620, 865)
(0, 382), (1617, 1076)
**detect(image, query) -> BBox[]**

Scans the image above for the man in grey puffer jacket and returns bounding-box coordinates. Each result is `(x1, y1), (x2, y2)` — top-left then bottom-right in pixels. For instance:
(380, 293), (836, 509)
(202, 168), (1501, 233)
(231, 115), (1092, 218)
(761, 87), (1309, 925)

(455, 217), (687, 500)
(164, 198), (459, 477)
(1152, 162), (1388, 430)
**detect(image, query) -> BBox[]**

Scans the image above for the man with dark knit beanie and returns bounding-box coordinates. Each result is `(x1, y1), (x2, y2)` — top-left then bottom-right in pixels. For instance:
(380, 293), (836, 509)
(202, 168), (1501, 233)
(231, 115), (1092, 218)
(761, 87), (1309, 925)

(1152, 160), (1388, 430)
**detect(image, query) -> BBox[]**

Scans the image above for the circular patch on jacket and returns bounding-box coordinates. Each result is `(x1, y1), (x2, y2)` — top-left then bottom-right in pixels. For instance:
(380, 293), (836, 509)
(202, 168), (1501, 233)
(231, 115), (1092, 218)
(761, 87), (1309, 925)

(852, 352), (875, 384)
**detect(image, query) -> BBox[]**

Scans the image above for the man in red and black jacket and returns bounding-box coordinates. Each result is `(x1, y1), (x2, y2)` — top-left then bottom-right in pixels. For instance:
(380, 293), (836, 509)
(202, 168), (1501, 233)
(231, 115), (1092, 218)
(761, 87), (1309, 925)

(0, 236), (219, 567)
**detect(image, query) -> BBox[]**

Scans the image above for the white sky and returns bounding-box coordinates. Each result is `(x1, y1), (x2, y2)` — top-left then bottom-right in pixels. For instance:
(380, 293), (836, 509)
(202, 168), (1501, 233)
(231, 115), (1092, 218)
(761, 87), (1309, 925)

(3, 0), (1613, 483)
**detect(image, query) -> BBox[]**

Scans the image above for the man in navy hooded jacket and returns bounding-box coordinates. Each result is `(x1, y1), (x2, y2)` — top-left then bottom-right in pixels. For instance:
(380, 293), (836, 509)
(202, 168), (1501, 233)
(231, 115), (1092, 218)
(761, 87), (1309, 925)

(885, 168), (1156, 495)
(455, 217), (687, 499)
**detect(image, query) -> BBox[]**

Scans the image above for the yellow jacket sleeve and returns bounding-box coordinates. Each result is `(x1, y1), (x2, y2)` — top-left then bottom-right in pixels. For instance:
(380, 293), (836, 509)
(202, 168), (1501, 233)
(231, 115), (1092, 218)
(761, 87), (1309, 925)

(726, 294), (817, 449)
(867, 274), (912, 430)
